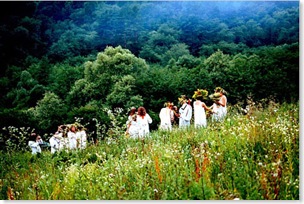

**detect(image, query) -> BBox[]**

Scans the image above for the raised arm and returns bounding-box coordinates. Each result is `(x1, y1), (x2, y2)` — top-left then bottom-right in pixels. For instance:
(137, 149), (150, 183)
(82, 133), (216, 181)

(202, 102), (212, 112)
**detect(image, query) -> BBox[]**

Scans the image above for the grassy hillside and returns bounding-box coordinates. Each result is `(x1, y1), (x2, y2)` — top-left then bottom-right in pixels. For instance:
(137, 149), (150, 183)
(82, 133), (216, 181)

(0, 102), (299, 200)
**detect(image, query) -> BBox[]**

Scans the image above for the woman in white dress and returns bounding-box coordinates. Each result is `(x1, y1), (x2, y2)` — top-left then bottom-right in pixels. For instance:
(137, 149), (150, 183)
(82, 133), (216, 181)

(76, 124), (87, 149)
(127, 114), (139, 138)
(159, 102), (174, 131)
(136, 106), (152, 137)
(125, 107), (137, 135)
(193, 89), (211, 128)
(67, 124), (77, 150)
(210, 87), (228, 122)
(49, 132), (62, 154)
(49, 125), (69, 153)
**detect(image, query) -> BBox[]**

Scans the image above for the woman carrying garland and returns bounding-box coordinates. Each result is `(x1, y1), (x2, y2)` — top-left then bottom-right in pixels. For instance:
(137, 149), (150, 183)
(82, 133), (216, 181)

(193, 89), (212, 128)
(210, 87), (228, 122)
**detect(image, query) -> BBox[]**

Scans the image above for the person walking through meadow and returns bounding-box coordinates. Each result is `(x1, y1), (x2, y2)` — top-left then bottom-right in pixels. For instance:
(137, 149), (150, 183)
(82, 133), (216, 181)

(192, 89), (212, 128)
(49, 125), (66, 154)
(159, 101), (174, 131)
(127, 114), (139, 138)
(178, 95), (192, 128)
(28, 133), (43, 155)
(67, 124), (77, 150)
(137, 106), (152, 137)
(76, 123), (87, 149)
(125, 107), (137, 134)
(210, 87), (228, 122)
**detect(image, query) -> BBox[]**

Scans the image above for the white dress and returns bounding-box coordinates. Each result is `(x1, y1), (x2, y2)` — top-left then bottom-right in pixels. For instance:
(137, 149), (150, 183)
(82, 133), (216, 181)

(137, 114), (152, 137)
(179, 103), (192, 128)
(128, 121), (139, 138)
(212, 96), (227, 122)
(126, 115), (133, 128)
(76, 130), (87, 149)
(159, 107), (173, 131)
(67, 131), (77, 150)
(49, 132), (64, 154)
(193, 100), (207, 128)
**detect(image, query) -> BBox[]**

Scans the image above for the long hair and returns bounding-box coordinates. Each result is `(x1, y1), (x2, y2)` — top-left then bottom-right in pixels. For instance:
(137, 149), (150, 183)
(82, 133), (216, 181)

(128, 107), (137, 116)
(137, 106), (146, 118)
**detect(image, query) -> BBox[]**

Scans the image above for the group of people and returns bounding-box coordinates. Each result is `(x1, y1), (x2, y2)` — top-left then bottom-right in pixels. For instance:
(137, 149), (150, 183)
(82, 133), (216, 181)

(28, 87), (227, 153)
(125, 106), (153, 139)
(161, 87), (227, 130)
(49, 123), (87, 154)
(125, 87), (228, 138)
(28, 122), (88, 155)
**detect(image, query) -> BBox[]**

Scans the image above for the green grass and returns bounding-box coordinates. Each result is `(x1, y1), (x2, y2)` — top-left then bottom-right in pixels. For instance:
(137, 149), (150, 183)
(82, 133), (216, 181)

(0, 102), (299, 200)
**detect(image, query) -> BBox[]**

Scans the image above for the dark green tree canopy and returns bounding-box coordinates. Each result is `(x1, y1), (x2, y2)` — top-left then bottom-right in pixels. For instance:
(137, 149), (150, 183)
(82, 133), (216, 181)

(0, 1), (298, 133)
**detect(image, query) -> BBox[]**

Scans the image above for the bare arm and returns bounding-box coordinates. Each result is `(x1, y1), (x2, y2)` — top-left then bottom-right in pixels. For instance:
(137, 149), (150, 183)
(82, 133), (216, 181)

(202, 103), (212, 112)
(217, 95), (227, 107)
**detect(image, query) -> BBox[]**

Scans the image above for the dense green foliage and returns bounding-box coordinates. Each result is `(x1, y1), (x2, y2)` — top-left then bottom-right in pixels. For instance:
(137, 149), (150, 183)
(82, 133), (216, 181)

(0, 103), (299, 199)
(0, 2), (299, 138)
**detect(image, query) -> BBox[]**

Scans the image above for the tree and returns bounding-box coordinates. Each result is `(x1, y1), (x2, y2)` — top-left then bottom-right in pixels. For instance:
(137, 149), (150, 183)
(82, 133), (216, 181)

(139, 24), (181, 63)
(204, 50), (231, 86)
(48, 62), (83, 99)
(162, 43), (191, 65)
(225, 54), (262, 103)
(68, 46), (148, 108)
(106, 75), (143, 109)
(30, 92), (67, 132)
(6, 70), (45, 108)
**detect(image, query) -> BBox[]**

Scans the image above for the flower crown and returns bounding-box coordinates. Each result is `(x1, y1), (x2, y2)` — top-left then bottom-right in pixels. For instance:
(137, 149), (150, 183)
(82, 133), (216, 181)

(209, 92), (221, 101)
(164, 102), (174, 107)
(214, 87), (223, 93)
(214, 86), (227, 95)
(178, 95), (188, 104)
(192, 89), (208, 100)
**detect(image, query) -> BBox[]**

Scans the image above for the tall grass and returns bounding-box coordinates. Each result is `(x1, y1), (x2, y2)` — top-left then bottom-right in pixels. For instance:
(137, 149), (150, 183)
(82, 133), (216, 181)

(0, 102), (299, 200)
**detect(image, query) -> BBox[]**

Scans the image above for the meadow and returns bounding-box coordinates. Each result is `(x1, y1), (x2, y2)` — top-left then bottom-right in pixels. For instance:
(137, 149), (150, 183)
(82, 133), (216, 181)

(0, 102), (299, 200)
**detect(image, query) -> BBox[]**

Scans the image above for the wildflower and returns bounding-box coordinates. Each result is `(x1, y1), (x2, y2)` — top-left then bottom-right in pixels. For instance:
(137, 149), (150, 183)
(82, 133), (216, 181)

(277, 159), (281, 165)
(154, 189), (158, 193)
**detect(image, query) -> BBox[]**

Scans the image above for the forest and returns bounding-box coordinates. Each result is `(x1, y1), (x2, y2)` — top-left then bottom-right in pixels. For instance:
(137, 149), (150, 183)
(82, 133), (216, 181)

(0, 1), (299, 142)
